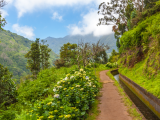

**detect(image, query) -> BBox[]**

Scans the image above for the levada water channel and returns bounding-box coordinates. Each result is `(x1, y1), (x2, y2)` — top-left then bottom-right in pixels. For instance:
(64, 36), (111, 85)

(111, 70), (160, 120)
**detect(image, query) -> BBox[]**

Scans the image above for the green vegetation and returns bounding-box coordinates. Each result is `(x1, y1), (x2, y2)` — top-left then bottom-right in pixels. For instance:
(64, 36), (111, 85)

(0, 30), (109, 120)
(115, 1), (160, 116)
(106, 62), (118, 68)
(25, 38), (41, 77)
(106, 70), (143, 120)
(119, 9), (160, 76)
(25, 68), (100, 120)
(0, 63), (109, 120)
(0, 0), (7, 31)
(5, 0), (160, 118)
(0, 64), (17, 106)
(94, 50), (108, 64)
(25, 38), (51, 78)
(0, 30), (59, 80)
(55, 41), (109, 69)
(60, 42), (77, 65)
(0, 65), (75, 120)
(98, 0), (159, 49)
(119, 60), (160, 99)
(108, 49), (119, 63)
(18, 66), (77, 103)
(54, 43), (77, 68)
(40, 40), (51, 70)
(119, 9), (160, 53)
(0, 30), (33, 80)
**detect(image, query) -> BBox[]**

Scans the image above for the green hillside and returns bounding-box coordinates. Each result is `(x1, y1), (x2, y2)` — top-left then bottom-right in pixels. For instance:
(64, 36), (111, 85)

(119, 1), (160, 98)
(0, 30), (59, 80)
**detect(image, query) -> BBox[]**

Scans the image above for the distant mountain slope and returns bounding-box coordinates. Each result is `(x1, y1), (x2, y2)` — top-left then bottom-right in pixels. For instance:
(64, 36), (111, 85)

(44, 33), (117, 54)
(0, 30), (59, 80)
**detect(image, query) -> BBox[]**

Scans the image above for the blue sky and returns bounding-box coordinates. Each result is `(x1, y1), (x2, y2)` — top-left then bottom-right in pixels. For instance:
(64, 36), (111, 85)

(1, 0), (112, 40)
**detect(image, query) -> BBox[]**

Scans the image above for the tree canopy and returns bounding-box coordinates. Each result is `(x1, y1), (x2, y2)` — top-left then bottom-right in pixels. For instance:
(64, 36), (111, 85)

(25, 38), (51, 78)
(0, 64), (17, 106)
(60, 42), (77, 65)
(98, 0), (158, 50)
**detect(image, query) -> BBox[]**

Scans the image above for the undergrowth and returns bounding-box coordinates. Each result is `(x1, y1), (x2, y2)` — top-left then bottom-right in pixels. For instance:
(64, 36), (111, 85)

(119, 59), (160, 99)
(0, 64), (108, 120)
(119, 2), (160, 76)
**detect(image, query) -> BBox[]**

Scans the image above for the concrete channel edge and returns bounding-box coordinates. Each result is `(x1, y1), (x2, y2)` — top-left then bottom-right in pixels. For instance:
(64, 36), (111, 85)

(119, 73), (160, 119)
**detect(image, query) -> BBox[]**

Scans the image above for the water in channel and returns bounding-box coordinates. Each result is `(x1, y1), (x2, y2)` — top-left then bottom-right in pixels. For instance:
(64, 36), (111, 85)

(113, 73), (160, 120)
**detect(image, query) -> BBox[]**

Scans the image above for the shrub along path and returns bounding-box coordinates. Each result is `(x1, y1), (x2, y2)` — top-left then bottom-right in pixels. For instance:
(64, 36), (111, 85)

(97, 70), (132, 120)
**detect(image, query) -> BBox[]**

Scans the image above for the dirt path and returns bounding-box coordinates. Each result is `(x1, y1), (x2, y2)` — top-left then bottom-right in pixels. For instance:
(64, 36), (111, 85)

(97, 70), (132, 120)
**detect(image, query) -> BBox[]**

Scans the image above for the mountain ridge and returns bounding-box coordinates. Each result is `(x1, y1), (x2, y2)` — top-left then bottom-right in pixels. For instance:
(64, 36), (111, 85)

(43, 33), (117, 54)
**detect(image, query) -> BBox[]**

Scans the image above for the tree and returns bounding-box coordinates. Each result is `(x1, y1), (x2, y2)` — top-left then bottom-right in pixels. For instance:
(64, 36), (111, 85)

(77, 40), (109, 68)
(25, 38), (52, 77)
(0, 64), (17, 106)
(109, 49), (119, 63)
(143, 0), (158, 9)
(94, 50), (108, 64)
(98, 0), (131, 50)
(60, 42), (77, 66)
(40, 40), (51, 70)
(77, 41), (91, 68)
(25, 38), (41, 77)
(98, 0), (128, 26)
(0, 0), (7, 30)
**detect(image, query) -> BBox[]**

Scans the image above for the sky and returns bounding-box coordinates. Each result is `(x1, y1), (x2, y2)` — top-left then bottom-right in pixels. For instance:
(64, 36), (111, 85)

(1, 0), (113, 40)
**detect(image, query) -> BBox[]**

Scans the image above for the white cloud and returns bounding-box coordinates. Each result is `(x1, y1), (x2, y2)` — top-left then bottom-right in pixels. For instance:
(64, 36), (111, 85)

(0, 0), (14, 18)
(6, 0), (14, 4)
(12, 24), (35, 39)
(52, 12), (62, 21)
(68, 9), (113, 36)
(0, 9), (9, 18)
(13, 0), (108, 18)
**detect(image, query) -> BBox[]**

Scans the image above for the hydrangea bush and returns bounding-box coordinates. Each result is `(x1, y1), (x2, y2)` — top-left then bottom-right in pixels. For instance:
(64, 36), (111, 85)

(106, 62), (118, 68)
(26, 68), (100, 120)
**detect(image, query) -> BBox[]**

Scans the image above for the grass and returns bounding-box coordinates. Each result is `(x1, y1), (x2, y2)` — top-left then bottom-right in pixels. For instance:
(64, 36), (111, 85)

(86, 99), (100, 120)
(106, 69), (143, 120)
(119, 59), (160, 99)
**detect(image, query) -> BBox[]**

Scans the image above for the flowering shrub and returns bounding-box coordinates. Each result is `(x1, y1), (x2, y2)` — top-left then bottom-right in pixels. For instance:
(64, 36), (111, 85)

(26, 68), (100, 120)
(106, 62), (118, 68)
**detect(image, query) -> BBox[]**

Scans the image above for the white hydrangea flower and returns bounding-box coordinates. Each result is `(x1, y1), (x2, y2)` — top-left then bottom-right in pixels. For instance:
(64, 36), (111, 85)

(54, 94), (59, 98)
(80, 88), (84, 91)
(85, 76), (89, 80)
(53, 88), (56, 92)
(76, 85), (80, 87)
(64, 77), (68, 81)
(70, 76), (74, 79)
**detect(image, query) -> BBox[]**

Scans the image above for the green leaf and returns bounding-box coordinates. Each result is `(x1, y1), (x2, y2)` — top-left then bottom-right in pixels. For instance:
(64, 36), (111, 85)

(81, 111), (86, 115)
